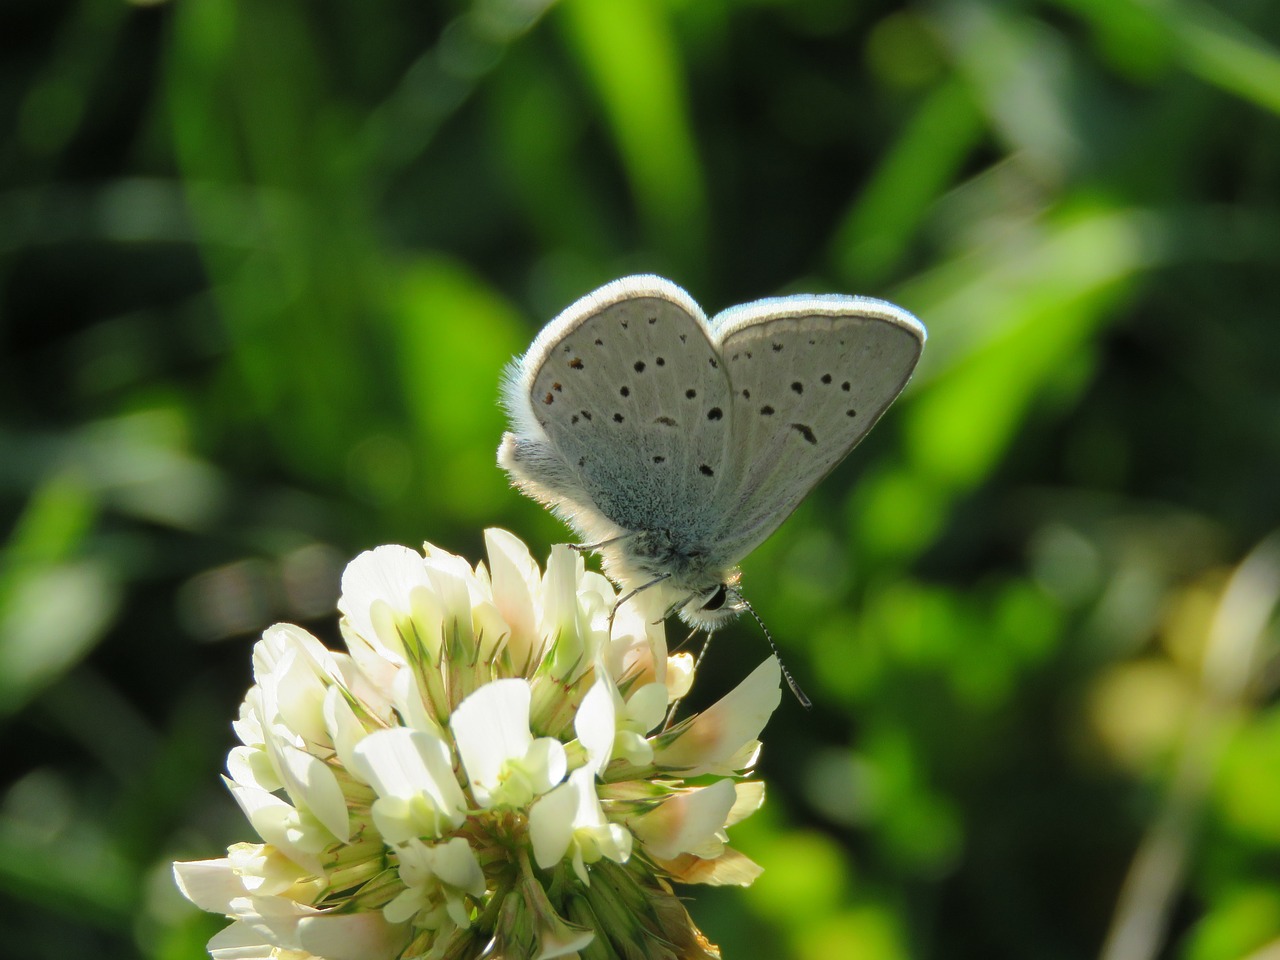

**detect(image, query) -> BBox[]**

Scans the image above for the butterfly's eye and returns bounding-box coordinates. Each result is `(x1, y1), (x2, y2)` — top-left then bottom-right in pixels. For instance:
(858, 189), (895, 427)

(701, 584), (729, 612)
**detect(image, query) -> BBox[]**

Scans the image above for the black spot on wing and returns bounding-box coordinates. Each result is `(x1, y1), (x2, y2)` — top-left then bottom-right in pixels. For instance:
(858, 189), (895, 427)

(569, 358), (583, 369)
(791, 423), (817, 445)
(634, 361), (645, 373)
(700, 464), (714, 476)
(791, 382), (803, 394)
(655, 416), (677, 427)
(707, 407), (723, 421)
(760, 405), (774, 416)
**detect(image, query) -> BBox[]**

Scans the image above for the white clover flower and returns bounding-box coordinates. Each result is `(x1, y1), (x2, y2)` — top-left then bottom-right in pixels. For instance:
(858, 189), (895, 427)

(175, 529), (781, 960)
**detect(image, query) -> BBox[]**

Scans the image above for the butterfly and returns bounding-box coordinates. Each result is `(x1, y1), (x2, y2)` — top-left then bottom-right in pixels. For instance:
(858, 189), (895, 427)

(498, 274), (925, 633)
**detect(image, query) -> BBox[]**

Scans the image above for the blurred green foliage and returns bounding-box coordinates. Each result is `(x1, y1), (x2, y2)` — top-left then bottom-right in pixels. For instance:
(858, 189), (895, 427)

(2, 0), (1279, 958)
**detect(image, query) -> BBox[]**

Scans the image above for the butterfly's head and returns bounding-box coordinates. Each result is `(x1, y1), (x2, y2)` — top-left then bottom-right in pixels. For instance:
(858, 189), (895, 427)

(677, 578), (746, 631)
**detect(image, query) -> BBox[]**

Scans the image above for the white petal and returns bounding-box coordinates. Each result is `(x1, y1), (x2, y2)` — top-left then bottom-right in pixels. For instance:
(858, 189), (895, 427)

(444, 889), (472, 928)
(226, 745), (279, 793)
(727, 780), (766, 827)
(349, 728), (466, 836)
(205, 920), (276, 960)
(382, 886), (428, 925)
(615, 730), (654, 766)
(540, 545), (585, 667)
(427, 836), (486, 897)
(275, 743), (349, 842)
(297, 911), (410, 960)
(661, 847), (765, 887)
(324, 685), (369, 777)
(528, 778), (577, 869)
(603, 588), (669, 686)
(173, 858), (243, 913)
(257, 624), (333, 747)
(226, 842), (306, 896)
(390, 665), (443, 737)
(472, 598), (511, 664)
(422, 542), (476, 582)
(536, 926), (595, 960)
(422, 560), (476, 648)
(629, 779), (737, 861)
(665, 653), (695, 700)
(625, 682), (669, 734)
(221, 893), (318, 948)
(450, 678), (532, 805)
(601, 822), (633, 864)
(339, 546), (429, 649)
(653, 658), (780, 776)
(484, 528), (540, 662)
(231, 696), (265, 750)
(525, 736), (568, 796)
(407, 582), (446, 662)
(567, 767), (606, 830)
(223, 779), (324, 871)
(575, 676), (616, 777)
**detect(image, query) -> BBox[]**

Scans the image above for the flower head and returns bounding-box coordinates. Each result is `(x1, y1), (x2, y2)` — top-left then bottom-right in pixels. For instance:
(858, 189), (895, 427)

(175, 529), (780, 959)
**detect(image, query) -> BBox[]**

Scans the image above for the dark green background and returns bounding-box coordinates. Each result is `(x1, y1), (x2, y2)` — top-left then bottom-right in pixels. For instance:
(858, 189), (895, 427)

(2, 1), (1279, 958)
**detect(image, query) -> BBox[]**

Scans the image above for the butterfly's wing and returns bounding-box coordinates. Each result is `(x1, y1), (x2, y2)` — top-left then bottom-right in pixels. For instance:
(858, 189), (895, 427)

(499, 275), (735, 545)
(709, 295), (925, 561)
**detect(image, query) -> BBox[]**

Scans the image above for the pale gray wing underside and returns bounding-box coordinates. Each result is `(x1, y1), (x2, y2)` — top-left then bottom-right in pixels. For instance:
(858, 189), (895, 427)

(523, 291), (734, 538)
(711, 300), (924, 562)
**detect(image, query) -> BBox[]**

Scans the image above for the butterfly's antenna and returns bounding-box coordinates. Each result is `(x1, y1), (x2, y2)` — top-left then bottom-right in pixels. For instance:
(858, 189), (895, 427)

(738, 595), (812, 710)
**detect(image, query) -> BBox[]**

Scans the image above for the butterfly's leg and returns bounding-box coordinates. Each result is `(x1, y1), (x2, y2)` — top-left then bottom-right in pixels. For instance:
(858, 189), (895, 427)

(608, 573), (672, 635)
(663, 629), (715, 729)
(570, 535), (625, 554)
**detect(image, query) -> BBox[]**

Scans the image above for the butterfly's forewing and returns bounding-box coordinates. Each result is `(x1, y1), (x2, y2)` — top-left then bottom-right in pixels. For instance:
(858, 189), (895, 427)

(516, 277), (735, 538)
(710, 297), (925, 561)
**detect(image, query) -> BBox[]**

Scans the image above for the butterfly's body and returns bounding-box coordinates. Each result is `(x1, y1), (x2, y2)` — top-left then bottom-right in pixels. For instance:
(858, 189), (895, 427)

(499, 275), (925, 630)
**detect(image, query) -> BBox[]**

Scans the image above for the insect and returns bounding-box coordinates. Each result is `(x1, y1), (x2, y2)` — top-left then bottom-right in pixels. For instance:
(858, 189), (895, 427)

(498, 274), (925, 655)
